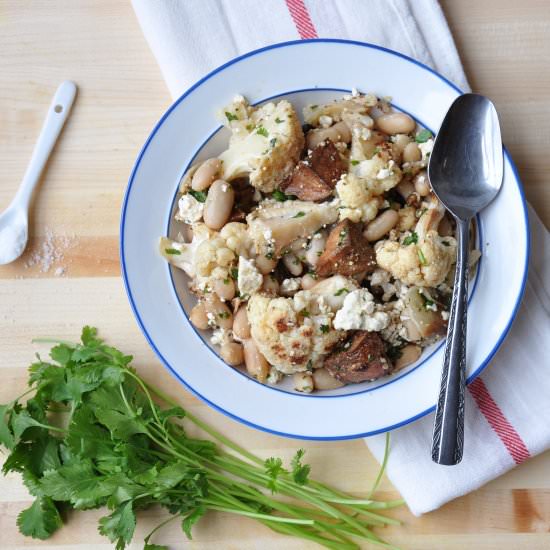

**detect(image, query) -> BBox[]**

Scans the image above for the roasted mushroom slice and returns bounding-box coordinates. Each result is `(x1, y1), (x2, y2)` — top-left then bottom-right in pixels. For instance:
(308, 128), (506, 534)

(309, 140), (347, 187)
(282, 163), (333, 201)
(402, 286), (447, 340)
(316, 219), (377, 277)
(324, 331), (393, 383)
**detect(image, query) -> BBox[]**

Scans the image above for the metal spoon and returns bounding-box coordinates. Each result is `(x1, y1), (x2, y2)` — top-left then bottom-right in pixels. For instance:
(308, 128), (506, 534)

(428, 93), (503, 465)
(0, 81), (77, 265)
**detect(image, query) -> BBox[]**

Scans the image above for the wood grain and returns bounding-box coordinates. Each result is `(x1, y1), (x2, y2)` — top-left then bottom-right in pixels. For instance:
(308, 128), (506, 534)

(0, 1), (549, 549)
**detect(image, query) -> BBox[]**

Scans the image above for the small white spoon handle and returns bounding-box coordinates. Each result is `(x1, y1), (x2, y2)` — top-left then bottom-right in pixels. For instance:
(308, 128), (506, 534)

(14, 81), (77, 211)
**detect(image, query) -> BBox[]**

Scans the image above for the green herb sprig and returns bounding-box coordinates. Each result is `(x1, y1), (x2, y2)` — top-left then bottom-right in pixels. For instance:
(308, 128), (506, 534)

(0, 328), (402, 549)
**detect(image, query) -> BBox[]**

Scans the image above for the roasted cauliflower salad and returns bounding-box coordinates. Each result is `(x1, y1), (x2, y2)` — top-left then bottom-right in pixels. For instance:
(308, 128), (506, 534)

(160, 92), (478, 393)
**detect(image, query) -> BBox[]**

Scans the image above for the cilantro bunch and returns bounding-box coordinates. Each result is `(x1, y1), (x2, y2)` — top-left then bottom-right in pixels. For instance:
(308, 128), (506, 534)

(0, 327), (402, 549)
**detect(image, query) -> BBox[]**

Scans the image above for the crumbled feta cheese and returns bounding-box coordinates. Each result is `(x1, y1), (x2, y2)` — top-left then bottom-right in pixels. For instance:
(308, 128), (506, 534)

(267, 366), (283, 385)
(206, 312), (216, 328)
(333, 289), (390, 331)
(441, 310), (450, 321)
(237, 256), (262, 298)
(293, 290), (312, 312)
(281, 278), (301, 295)
(351, 87), (359, 97)
(376, 160), (395, 180)
(319, 115), (333, 128)
(176, 193), (204, 224)
(419, 139), (434, 163)
(210, 328), (233, 346)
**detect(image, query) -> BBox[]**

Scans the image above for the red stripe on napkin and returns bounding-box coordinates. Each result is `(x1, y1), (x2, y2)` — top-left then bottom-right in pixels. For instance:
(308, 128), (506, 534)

(285, 0), (318, 39)
(469, 378), (531, 464)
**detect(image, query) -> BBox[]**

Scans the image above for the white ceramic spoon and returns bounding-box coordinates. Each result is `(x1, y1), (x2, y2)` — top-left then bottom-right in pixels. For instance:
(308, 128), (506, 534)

(0, 81), (77, 265)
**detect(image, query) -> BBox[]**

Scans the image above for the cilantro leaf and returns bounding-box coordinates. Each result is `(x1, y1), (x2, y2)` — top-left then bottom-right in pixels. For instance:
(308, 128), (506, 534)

(144, 544), (169, 550)
(181, 506), (206, 540)
(225, 111), (238, 122)
(188, 189), (207, 203)
(99, 500), (136, 550)
(403, 231), (418, 246)
(81, 326), (100, 347)
(11, 410), (45, 442)
(256, 126), (269, 137)
(17, 496), (62, 540)
(265, 457), (285, 492)
(290, 449), (311, 486)
(415, 129), (432, 143)
(0, 403), (15, 449)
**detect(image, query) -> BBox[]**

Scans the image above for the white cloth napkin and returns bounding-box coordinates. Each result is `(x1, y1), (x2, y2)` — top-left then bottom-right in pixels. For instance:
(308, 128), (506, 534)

(132, 0), (550, 516)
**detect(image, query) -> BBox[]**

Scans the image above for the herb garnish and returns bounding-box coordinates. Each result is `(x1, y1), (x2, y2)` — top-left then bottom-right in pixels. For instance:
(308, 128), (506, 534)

(188, 189), (207, 203)
(334, 288), (350, 296)
(0, 328), (402, 548)
(164, 248), (181, 255)
(269, 137), (277, 148)
(256, 126), (269, 137)
(403, 231), (418, 246)
(230, 267), (239, 280)
(293, 211), (306, 218)
(418, 249), (428, 265)
(415, 129), (432, 143)
(350, 159), (360, 166)
(320, 325), (330, 334)
(272, 189), (296, 202)
(225, 111), (238, 122)
(275, 117), (284, 124)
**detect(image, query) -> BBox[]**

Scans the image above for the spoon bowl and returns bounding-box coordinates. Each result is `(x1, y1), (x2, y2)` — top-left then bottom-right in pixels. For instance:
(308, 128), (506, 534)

(0, 206), (28, 265)
(428, 93), (504, 465)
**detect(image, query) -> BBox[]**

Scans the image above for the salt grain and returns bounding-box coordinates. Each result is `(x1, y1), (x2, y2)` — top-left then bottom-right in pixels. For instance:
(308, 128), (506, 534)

(24, 227), (76, 275)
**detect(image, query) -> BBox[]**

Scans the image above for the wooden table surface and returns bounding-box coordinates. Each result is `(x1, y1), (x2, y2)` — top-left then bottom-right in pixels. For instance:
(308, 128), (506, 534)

(1, 1), (549, 548)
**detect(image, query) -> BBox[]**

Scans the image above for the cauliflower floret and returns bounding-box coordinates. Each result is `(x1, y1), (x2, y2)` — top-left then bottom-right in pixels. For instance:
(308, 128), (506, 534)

(333, 289), (390, 331)
(248, 293), (345, 374)
(220, 222), (252, 256)
(159, 223), (215, 278)
(336, 173), (381, 223)
(195, 235), (235, 278)
(308, 275), (359, 311)
(218, 98), (304, 192)
(351, 153), (402, 194)
(375, 196), (457, 287)
(247, 199), (338, 258)
(303, 94), (377, 126)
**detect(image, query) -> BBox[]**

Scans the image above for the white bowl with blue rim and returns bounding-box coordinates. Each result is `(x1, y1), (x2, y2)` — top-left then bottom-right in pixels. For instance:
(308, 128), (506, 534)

(121, 39), (529, 440)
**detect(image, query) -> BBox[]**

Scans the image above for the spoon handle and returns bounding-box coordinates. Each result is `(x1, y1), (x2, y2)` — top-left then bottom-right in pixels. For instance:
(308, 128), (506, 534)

(431, 218), (470, 465)
(14, 81), (77, 211)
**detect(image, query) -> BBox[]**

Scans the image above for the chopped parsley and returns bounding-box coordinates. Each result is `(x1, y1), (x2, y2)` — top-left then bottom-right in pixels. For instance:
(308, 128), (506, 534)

(350, 159), (360, 166)
(225, 111), (239, 122)
(415, 129), (432, 143)
(265, 251), (274, 260)
(403, 231), (418, 246)
(218, 311), (231, 319)
(223, 278), (230, 285)
(306, 360), (313, 371)
(188, 189), (207, 203)
(334, 288), (350, 297)
(164, 248), (181, 255)
(300, 309), (310, 318)
(386, 345), (403, 362)
(230, 268), (239, 280)
(293, 211), (306, 218)
(246, 123), (254, 131)
(310, 104), (318, 110)
(320, 324), (330, 334)
(441, 240), (451, 247)
(418, 249), (428, 265)
(256, 126), (269, 137)
(275, 117), (284, 124)
(269, 137), (277, 148)
(272, 189), (296, 202)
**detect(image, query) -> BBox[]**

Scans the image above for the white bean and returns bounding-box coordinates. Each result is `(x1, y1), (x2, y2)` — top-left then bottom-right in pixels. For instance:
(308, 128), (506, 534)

(203, 294), (233, 329)
(283, 253), (303, 276)
(262, 274), (279, 294)
(293, 372), (314, 393)
(392, 134), (412, 155)
(203, 179), (235, 230)
(220, 342), (244, 366)
(243, 339), (269, 382)
(394, 344), (422, 371)
(233, 307), (251, 340)
(364, 210), (399, 242)
(306, 121), (351, 149)
(191, 158), (222, 191)
(189, 303), (209, 330)
(396, 179), (415, 200)
(375, 113), (416, 135)
(413, 170), (430, 196)
(289, 237), (308, 255)
(305, 233), (326, 267)
(301, 273), (319, 290)
(403, 142), (421, 163)
(212, 277), (236, 302)
(254, 254), (277, 274)
(313, 368), (345, 390)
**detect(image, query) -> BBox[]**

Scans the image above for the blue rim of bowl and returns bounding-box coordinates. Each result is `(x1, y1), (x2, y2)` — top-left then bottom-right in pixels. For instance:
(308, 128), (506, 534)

(165, 87), (483, 398)
(120, 38), (530, 440)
